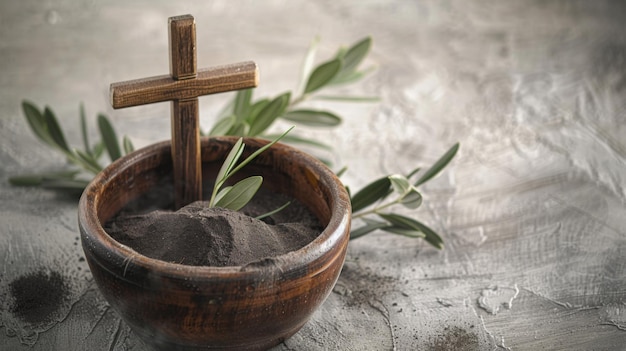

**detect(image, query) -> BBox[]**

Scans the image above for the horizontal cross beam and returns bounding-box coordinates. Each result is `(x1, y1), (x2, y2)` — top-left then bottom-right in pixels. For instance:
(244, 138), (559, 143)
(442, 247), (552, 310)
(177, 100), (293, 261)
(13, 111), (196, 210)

(110, 61), (258, 108)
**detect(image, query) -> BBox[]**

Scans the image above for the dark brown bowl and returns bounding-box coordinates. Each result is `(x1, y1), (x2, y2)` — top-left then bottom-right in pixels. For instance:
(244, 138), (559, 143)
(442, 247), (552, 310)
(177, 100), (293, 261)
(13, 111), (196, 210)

(78, 136), (351, 350)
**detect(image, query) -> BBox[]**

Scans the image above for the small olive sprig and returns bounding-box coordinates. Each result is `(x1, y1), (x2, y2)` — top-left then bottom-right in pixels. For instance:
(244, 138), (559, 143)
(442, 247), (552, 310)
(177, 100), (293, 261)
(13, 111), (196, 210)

(348, 143), (459, 249)
(9, 101), (134, 193)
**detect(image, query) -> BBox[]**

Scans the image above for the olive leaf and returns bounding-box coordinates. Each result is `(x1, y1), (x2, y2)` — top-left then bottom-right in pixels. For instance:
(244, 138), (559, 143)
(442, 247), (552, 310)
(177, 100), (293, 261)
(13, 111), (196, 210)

(248, 92), (290, 137)
(388, 174), (411, 195)
(12, 101), (132, 190)
(413, 142), (460, 187)
(331, 36), (372, 85)
(313, 95), (379, 103)
(350, 220), (388, 240)
(378, 213), (443, 249)
(123, 136), (135, 154)
(208, 127), (294, 209)
(97, 114), (122, 162)
(329, 66), (377, 86)
(214, 176), (263, 211)
(208, 115), (235, 136)
(228, 121), (249, 137)
(399, 189), (422, 209)
(22, 101), (55, 148)
(9, 170), (80, 187)
(350, 176), (391, 212)
(281, 109), (341, 127)
(233, 88), (253, 122)
(263, 133), (332, 151)
(79, 103), (92, 156)
(92, 141), (105, 159)
(304, 59), (342, 94)
(349, 143), (458, 248)
(297, 36), (320, 94)
(75, 149), (103, 172)
(255, 201), (291, 220)
(247, 99), (270, 123)
(381, 226), (425, 239)
(43, 107), (70, 153)
(214, 137), (245, 191)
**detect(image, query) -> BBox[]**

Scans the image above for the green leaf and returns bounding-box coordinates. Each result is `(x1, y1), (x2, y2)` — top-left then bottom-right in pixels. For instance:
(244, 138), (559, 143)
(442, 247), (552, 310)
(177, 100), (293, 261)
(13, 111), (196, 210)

(22, 101), (54, 146)
(263, 133), (332, 151)
(41, 178), (89, 192)
(216, 137), (244, 186)
(227, 121), (249, 136)
(79, 103), (91, 155)
(233, 88), (253, 122)
(414, 143), (460, 187)
(313, 95), (380, 103)
(377, 213), (418, 230)
(214, 176), (263, 211)
(410, 219), (444, 249)
(335, 166), (348, 178)
(329, 66), (376, 86)
(97, 114), (122, 161)
(377, 213), (443, 249)
(304, 59), (342, 94)
(298, 36), (320, 94)
(388, 174), (411, 195)
(247, 99), (270, 123)
(216, 96), (235, 120)
(213, 185), (232, 205)
(211, 116), (234, 136)
(350, 176), (391, 213)
(228, 127), (294, 178)
(400, 188), (423, 209)
(350, 220), (388, 240)
(92, 141), (105, 159)
(123, 136), (134, 155)
(381, 226), (425, 238)
(281, 109), (342, 127)
(333, 46), (348, 60)
(9, 170), (81, 187)
(75, 149), (103, 172)
(248, 92), (290, 136)
(9, 175), (44, 186)
(43, 107), (70, 153)
(255, 201), (291, 220)
(340, 36), (372, 75)
(208, 115), (235, 136)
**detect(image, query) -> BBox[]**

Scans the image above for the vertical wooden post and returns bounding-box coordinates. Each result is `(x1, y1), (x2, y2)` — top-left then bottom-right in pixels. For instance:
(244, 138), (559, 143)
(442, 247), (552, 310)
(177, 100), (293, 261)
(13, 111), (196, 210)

(169, 15), (202, 209)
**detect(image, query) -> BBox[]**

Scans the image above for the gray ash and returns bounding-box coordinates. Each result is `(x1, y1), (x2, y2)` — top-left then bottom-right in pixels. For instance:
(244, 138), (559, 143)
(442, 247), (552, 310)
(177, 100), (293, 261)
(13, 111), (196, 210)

(9, 270), (69, 325)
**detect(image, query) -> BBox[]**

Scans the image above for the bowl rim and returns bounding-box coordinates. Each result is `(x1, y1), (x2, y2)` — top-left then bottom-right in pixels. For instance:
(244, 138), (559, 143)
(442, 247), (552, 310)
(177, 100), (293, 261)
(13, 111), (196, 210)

(78, 136), (351, 281)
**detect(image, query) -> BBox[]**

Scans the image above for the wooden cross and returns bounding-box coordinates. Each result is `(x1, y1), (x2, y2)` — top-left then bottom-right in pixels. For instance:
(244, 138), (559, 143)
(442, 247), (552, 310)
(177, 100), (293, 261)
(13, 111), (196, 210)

(109, 14), (258, 209)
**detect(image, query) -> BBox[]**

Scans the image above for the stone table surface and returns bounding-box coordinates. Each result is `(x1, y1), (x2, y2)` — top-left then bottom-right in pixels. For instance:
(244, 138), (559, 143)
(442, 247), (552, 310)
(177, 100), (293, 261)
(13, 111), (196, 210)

(1, 1), (625, 350)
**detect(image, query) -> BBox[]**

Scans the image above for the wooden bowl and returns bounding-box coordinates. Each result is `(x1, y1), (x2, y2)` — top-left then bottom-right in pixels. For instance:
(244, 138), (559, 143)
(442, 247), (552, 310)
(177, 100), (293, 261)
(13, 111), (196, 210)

(78, 136), (351, 350)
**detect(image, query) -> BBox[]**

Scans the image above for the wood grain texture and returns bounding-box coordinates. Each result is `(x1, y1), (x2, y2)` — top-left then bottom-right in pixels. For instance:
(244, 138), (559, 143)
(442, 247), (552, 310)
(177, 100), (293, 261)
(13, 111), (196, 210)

(171, 98), (201, 209)
(168, 14), (196, 80)
(109, 62), (259, 108)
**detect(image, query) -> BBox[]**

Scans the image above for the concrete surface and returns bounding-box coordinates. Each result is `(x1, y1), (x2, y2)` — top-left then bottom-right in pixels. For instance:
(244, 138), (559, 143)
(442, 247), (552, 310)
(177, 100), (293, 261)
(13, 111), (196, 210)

(1, 0), (625, 350)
